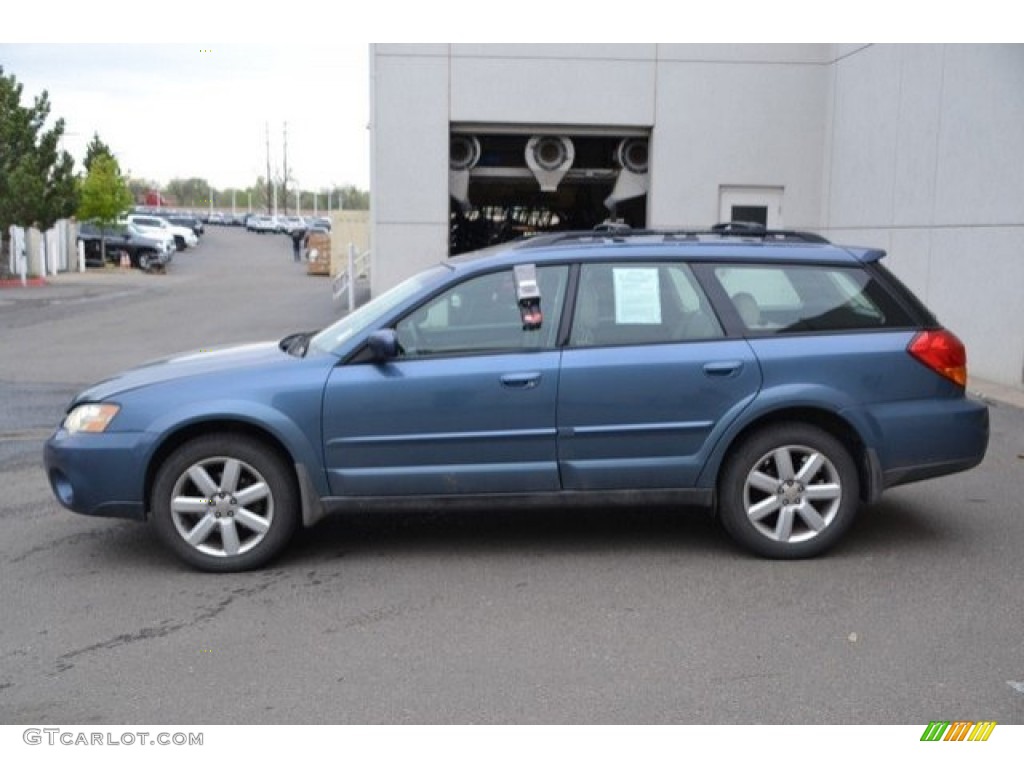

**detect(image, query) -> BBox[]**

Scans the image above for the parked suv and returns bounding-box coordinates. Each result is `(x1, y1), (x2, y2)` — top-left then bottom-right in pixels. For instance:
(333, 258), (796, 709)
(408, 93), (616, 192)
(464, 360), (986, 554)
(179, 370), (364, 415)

(125, 214), (198, 251)
(164, 213), (204, 239)
(44, 226), (988, 571)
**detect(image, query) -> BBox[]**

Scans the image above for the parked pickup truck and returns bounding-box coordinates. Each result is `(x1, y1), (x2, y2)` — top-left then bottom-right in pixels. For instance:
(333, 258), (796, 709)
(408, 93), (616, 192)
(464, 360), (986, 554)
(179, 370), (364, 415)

(77, 222), (175, 271)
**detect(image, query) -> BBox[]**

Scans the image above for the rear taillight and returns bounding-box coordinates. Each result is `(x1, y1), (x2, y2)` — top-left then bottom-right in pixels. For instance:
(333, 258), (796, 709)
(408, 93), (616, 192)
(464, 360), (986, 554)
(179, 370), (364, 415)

(908, 329), (968, 387)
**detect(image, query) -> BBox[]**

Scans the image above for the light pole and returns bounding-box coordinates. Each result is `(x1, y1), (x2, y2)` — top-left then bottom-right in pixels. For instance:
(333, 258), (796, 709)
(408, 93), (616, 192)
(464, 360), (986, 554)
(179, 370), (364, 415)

(272, 169), (279, 217)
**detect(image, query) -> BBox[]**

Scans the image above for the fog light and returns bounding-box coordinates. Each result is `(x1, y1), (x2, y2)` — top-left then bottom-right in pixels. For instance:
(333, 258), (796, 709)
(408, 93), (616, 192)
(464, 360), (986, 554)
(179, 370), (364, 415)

(51, 470), (74, 507)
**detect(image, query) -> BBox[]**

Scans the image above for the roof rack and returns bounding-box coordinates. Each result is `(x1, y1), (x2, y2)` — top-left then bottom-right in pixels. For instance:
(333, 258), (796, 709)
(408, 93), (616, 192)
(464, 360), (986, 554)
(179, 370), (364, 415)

(514, 221), (831, 249)
(709, 221), (831, 244)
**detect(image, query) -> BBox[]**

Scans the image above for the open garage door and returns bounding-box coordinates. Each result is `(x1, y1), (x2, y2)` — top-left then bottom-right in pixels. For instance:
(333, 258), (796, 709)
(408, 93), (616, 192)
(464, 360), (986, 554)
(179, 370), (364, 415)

(449, 128), (649, 256)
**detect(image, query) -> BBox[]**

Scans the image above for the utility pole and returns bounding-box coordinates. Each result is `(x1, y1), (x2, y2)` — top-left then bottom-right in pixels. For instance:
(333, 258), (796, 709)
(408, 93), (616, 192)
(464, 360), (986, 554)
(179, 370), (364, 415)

(282, 122), (290, 215)
(265, 122), (272, 215)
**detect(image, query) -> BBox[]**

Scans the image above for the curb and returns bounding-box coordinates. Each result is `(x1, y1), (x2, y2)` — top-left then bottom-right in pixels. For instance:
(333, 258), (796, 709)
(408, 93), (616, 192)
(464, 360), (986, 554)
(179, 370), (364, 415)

(0, 277), (48, 288)
(968, 378), (1024, 411)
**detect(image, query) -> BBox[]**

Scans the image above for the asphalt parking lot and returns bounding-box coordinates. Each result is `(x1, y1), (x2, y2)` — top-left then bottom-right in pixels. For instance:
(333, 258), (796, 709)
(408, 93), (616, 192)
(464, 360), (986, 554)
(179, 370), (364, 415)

(1, 226), (1022, 724)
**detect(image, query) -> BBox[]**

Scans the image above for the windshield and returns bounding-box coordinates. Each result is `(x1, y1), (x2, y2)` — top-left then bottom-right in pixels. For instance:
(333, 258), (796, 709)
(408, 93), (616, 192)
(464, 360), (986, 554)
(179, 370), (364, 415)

(309, 266), (449, 355)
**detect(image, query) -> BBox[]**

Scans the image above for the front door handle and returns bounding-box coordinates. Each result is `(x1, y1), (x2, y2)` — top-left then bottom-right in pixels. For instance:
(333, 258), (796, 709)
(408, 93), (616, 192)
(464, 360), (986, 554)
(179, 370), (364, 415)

(703, 361), (744, 378)
(501, 372), (541, 390)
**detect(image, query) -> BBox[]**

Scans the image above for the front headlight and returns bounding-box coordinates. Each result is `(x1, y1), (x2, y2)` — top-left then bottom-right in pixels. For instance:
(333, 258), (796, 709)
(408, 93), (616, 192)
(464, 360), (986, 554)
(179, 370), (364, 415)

(64, 403), (120, 434)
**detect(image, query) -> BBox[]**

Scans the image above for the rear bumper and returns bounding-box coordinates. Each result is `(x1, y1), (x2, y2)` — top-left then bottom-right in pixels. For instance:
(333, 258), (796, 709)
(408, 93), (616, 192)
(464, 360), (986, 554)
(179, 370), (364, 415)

(866, 396), (989, 490)
(883, 454), (986, 490)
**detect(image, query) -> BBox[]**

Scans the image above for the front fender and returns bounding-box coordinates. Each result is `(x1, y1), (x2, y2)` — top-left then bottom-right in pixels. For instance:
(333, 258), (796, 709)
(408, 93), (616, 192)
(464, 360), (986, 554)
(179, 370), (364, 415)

(135, 398), (329, 505)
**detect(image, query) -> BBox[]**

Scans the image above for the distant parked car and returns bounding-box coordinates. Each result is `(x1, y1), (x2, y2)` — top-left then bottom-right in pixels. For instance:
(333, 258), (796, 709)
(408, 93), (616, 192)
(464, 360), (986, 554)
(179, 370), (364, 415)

(126, 214), (198, 251)
(278, 215), (306, 234)
(77, 221), (175, 271)
(246, 215), (276, 233)
(165, 214), (204, 239)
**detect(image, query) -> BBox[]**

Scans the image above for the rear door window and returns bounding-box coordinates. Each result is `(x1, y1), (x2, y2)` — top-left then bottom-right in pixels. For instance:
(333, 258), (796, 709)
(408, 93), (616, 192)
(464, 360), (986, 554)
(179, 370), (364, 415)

(569, 262), (723, 347)
(712, 264), (914, 333)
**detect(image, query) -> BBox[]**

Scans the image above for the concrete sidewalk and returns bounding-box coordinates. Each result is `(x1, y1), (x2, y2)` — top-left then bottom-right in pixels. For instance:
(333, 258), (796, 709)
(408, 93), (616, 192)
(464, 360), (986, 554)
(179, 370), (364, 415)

(969, 377), (1024, 410)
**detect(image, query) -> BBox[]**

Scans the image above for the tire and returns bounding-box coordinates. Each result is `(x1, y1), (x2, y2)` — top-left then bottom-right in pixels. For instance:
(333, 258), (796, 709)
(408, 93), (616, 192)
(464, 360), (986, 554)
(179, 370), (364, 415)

(718, 423), (859, 559)
(150, 435), (299, 572)
(137, 251), (153, 271)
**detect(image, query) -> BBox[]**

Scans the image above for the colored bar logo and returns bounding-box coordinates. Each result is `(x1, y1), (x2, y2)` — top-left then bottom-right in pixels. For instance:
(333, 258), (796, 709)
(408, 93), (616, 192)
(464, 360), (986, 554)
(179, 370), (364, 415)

(920, 721), (997, 741)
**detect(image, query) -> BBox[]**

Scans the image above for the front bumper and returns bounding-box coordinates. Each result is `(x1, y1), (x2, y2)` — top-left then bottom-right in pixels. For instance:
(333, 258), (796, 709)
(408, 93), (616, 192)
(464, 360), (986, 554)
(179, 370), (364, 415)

(43, 428), (149, 521)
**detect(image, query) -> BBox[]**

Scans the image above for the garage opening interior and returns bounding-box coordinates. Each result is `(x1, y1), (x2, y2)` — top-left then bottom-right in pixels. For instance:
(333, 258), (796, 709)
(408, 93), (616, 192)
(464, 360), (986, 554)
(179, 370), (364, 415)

(449, 130), (650, 256)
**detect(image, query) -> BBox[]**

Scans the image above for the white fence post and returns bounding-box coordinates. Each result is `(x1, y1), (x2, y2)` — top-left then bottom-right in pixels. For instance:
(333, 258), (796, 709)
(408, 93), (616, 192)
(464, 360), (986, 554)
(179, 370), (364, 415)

(45, 227), (58, 275)
(9, 226), (27, 285)
(347, 242), (356, 314)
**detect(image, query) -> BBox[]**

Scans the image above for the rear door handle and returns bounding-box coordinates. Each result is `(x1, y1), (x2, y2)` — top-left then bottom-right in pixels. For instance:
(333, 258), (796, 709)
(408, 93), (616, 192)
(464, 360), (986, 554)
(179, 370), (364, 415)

(703, 361), (744, 378)
(501, 373), (541, 390)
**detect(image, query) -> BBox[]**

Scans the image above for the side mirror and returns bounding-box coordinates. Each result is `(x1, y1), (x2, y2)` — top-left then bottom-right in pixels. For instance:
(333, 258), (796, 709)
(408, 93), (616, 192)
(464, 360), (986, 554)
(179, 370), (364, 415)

(367, 329), (399, 361)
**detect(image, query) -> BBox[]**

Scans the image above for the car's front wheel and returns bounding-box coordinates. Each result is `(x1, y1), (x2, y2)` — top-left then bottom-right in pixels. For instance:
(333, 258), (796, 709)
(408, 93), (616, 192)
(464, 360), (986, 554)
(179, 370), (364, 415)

(718, 423), (860, 559)
(150, 435), (299, 572)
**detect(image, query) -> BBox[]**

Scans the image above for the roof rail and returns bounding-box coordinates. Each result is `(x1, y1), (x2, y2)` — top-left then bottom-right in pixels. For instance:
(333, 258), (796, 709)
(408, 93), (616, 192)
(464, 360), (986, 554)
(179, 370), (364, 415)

(710, 221), (830, 243)
(514, 222), (830, 248)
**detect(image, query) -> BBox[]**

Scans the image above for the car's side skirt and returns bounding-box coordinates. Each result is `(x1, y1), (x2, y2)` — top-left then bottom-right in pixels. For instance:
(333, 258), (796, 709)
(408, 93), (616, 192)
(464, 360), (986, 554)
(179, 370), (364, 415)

(314, 488), (715, 519)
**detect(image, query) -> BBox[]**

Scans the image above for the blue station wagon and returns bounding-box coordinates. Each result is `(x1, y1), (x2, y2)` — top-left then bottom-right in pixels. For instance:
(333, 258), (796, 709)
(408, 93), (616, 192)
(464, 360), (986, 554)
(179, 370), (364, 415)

(44, 226), (990, 570)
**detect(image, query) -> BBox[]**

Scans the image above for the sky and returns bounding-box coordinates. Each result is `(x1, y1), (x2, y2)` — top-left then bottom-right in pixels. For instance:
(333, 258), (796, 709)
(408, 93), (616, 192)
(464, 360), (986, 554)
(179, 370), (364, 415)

(1, 43), (371, 193)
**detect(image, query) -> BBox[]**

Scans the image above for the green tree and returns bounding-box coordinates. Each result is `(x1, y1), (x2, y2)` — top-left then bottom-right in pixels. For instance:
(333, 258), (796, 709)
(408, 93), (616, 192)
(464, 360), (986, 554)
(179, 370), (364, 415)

(336, 184), (369, 211)
(0, 66), (78, 235)
(77, 154), (133, 263)
(83, 132), (116, 173)
(165, 177), (212, 209)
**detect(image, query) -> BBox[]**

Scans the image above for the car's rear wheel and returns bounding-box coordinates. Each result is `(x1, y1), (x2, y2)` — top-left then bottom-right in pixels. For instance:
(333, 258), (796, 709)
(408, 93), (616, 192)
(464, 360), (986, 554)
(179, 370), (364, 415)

(718, 423), (859, 559)
(151, 435), (299, 572)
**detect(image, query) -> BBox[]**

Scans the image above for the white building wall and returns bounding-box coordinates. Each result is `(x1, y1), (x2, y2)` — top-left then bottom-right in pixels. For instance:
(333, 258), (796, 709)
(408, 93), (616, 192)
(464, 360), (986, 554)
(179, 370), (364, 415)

(449, 44), (658, 126)
(650, 45), (831, 229)
(370, 45), (451, 294)
(821, 44), (1024, 387)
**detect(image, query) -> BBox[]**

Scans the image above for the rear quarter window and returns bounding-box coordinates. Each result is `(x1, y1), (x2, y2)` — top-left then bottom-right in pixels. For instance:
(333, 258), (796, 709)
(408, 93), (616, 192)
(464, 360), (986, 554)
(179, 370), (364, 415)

(712, 264), (915, 333)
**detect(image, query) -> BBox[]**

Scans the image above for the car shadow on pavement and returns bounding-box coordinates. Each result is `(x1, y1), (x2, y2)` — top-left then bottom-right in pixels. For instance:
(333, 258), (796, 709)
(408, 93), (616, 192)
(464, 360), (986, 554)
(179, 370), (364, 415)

(53, 496), (961, 573)
(287, 504), (731, 564)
